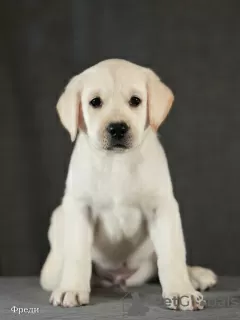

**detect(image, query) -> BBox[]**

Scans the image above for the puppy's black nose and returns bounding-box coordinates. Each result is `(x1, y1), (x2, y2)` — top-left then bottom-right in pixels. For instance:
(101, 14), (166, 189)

(107, 122), (129, 140)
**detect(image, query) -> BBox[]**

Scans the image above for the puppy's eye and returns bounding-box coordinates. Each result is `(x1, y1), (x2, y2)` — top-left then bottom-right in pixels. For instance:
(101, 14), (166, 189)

(129, 96), (141, 107)
(90, 97), (102, 108)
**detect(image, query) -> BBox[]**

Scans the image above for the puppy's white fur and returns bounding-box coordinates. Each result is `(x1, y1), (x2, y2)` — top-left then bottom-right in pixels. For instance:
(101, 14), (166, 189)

(40, 59), (217, 310)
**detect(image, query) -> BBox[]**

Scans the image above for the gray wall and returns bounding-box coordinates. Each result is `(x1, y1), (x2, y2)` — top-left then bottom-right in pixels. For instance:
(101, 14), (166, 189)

(1, 0), (240, 276)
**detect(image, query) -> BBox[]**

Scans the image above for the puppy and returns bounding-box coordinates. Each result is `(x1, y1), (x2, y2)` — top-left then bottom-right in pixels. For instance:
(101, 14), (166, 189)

(40, 59), (217, 310)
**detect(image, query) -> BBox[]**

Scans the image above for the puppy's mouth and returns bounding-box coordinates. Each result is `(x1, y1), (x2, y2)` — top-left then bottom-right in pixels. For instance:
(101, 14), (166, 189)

(107, 143), (128, 151)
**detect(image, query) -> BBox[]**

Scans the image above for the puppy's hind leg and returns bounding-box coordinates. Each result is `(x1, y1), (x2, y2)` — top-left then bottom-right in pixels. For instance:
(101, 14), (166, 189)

(40, 206), (64, 291)
(188, 266), (217, 291)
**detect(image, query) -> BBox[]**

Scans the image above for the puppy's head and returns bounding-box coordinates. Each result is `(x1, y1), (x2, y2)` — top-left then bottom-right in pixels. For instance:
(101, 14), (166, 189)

(57, 59), (174, 151)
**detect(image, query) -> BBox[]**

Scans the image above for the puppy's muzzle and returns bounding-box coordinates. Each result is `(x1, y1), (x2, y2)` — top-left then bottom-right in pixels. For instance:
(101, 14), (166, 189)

(106, 122), (130, 149)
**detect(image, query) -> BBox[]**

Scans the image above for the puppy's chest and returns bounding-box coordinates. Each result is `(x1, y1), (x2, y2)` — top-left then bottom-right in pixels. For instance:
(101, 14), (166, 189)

(90, 165), (146, 240)
(91, 164), (143, 208)
(94, 206), (144, 241)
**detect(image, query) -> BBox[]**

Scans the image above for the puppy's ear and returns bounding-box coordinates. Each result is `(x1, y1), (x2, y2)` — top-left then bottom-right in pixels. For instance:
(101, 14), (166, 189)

(56, 75), (83, 142)
(146, 69), (174, 131)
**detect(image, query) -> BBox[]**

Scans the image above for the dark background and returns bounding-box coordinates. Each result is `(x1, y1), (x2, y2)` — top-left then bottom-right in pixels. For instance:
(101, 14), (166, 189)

(1, 0), (240, 276)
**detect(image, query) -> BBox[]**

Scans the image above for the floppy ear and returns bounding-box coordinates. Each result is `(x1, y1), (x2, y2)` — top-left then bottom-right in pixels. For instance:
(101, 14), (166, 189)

(146, 69), (174, 131)
(56, 75), (83, 142)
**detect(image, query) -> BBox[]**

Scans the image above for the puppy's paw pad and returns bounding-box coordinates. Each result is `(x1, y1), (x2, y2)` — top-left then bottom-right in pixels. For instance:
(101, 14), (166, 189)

(50, 289), (90, 307)
(164, 291), (205, 311)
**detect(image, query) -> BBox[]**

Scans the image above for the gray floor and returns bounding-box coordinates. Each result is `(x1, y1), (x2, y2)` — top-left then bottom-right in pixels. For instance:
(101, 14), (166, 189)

(0, 277), (240, 320)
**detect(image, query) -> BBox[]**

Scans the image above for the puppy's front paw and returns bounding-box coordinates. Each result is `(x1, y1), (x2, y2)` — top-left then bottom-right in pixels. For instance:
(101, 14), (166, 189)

(163, 290), (205, 311)
(50, 289), (90, 307)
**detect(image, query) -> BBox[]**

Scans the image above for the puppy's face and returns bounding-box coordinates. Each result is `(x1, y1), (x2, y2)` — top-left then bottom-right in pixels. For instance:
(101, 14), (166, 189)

(57, 59), (174, 151)
(81, 63), (147, 150)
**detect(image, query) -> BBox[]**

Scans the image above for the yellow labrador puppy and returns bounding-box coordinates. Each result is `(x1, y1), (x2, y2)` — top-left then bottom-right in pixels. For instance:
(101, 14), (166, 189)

(40, 59), (217, 310)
